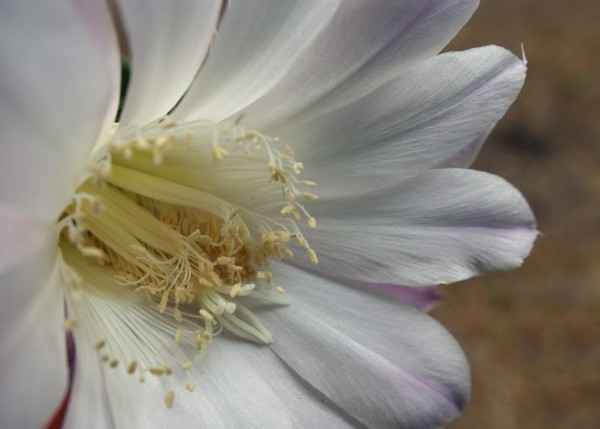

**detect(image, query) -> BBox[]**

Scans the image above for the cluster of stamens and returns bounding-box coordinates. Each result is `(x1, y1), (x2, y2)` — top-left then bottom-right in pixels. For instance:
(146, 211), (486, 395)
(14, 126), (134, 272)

(58, 117), (318, 407)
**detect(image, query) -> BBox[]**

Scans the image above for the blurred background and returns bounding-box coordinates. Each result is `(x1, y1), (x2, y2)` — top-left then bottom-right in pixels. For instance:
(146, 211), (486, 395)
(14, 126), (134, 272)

(433, 1), (600, 428)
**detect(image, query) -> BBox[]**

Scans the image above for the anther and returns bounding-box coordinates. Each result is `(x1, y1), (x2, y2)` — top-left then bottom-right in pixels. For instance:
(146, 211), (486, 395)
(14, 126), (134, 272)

(199, 309), (214, 321)
(307, 248), (319, 264)
(165, 390), (175, 408)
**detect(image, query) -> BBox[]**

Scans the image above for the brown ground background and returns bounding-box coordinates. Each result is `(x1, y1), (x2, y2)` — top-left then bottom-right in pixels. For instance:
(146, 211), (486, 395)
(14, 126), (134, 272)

(432, 1), (600, 428)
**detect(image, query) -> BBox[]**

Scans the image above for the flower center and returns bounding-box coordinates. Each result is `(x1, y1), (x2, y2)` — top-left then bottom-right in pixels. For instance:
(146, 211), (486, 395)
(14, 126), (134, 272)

(58, 118), (318, 405)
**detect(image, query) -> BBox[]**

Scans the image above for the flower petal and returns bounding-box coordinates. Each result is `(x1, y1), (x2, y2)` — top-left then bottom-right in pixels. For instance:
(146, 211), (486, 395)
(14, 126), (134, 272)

(0, 1), (120, 222)
(62, 329), (115, 429)
(278, 46), (525, 197)
(173, 0), (339, 122)
(105, 339), (360, 429)
(299, 169), (537, 286)
(0, 209), (67, 429)
(220, 340), (361, 429)
(115, 0), (222, 127)
(257, 263), (470, 429)
(435, 125), (494, 168)
(240, 0), (479, 129)
(373, 284), (442, 311)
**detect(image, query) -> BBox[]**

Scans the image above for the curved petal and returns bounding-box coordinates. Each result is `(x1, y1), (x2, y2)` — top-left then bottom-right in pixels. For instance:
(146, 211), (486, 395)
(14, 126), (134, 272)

(173, 0), (339, 122)
(436, 125), (494, 168)
(278, 46), (526, 197)
(257, 263), (470, 429)
(115, 0), (222, 127)
(298, 169), (537, 286)
(0, 1), (120, 222)
(0, 209), (67, 429)
(240, 0), (479, 130)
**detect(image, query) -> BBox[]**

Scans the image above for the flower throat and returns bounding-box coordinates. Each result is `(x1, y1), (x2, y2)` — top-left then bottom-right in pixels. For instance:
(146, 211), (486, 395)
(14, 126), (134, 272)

(58, 119), (318, 395)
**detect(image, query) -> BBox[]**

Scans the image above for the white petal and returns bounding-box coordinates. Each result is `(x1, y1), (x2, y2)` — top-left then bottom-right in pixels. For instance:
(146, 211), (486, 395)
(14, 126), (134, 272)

(0, 1), (120, 222)
(299, 169), (537, 286)
(115, 0), (222, 127)
(240, 0), (479, 129)
(63, 329), (115, 429)
(97, 338), (303, 429)
(220, 340), (360, 428)
(0, 213), (67, 429)
(436, 125), (494, 168)
(279, 46), (526, 197)
(173, 0), (339, 122)
(258, 263), (470, 429)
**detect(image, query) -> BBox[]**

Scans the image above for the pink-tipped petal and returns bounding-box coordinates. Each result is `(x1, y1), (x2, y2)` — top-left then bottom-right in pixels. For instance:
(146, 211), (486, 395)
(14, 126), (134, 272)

(259, 263), (470, 429)
(299, 169), (537, 286)
(276, 46), (526, 197)
(373, 284), (442, 311)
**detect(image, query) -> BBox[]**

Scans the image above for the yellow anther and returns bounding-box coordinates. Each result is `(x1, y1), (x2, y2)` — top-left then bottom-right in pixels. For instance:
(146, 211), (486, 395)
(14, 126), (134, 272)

(293, 162), (304, 174)
(185, 381), (196, 392)
(165, 390), (175, 408)
(308, 217), (317, 229)
(149, 366), (166, 376)
(301, 180), (317, 188)
(301, 192), (319, 201)
(199, 309), (214, 321)
(230, 283), (242, 298)
(212, 145), (230, 163)
(307, 248), (319, 264)
(280, 205), (295, 216)
(174, 329), (183, 345)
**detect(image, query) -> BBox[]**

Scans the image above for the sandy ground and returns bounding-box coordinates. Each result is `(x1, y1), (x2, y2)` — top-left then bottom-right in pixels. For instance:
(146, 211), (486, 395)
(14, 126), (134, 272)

(431, 1), (600, 428)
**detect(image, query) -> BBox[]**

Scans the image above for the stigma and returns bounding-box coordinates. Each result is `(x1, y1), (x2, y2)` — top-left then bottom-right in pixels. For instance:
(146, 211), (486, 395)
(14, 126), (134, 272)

(57, 117), (318, 404)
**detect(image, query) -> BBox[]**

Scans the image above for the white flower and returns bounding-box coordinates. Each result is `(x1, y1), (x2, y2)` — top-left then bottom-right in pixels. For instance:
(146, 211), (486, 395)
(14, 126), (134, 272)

(0, 1), (536, 428)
